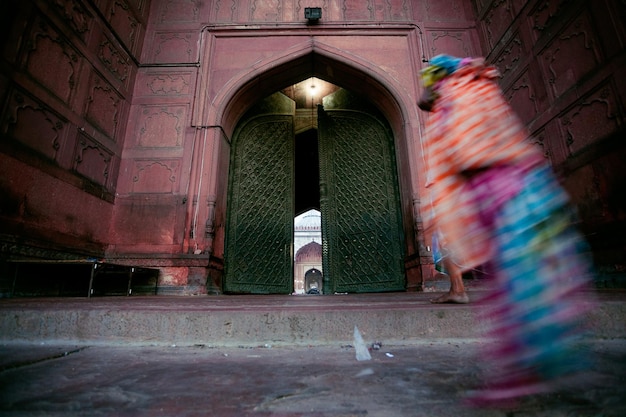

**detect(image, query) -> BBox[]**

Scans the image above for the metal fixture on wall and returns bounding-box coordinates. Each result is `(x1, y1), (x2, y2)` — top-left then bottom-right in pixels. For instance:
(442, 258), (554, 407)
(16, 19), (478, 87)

(305, 7), (322, 23)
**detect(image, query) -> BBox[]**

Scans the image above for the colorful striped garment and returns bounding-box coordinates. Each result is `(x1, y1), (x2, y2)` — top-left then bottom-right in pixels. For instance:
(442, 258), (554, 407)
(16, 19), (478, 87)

(423, 57), (544, 270)
(420, 55), (594, 402)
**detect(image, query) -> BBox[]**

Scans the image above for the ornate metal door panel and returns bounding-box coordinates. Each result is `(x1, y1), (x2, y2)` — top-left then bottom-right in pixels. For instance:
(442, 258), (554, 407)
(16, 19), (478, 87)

(318, 108), (405, 293)
(224, 115), (294, 294)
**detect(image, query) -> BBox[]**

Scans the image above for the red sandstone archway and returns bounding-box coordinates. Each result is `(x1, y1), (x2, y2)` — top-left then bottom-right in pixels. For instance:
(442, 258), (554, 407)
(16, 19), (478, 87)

(193, 40), (423, 291)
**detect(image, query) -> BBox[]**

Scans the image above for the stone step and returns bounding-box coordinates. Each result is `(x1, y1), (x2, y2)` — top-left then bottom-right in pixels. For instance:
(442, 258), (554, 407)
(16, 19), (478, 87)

(1, 290), (624, 347)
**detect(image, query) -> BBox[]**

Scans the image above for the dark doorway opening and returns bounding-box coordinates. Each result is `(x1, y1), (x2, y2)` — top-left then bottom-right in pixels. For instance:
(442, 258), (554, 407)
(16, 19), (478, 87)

(294, 128), (320, 216)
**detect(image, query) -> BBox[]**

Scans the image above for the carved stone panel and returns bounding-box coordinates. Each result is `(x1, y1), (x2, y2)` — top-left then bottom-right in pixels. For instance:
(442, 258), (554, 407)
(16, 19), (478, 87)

(423, 0), (464, 21)
(504, 70), (538, 126)
(558, 82), (621, 156)
(74, 132), (113, 187)
(107, 0), (139, 53)
(528, 0), (567, 43)
(135, 105), (187, 148)
(536, 121), (567, 166)
(426, 30), (474, 59)
(25, 17), (81, 105)
(85, 73), (123, 140)
(3, 90), (67, 162)
(158, 0), (203, 23)
(131, 159), (179, 193)
(482, 0), (514, 49)
(342, 0), (375, 21)
(493, 32), (524, 80)
(135, 71), (193, 97)
(212, 0), (239, 22)
(250, 0), (283, 22)
(150, 31), (198, 64)
(528, 127), (551, 162)
(384, 0), (411, 21)
(538, 12), (602, 99)
(51, 0), (93, 43)
(98, 36), (132, 86)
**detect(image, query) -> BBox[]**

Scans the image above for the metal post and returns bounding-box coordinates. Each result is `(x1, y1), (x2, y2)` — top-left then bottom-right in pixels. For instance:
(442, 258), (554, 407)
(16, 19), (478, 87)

(127, 267), (134, 296)
(88, 263), (97, 298)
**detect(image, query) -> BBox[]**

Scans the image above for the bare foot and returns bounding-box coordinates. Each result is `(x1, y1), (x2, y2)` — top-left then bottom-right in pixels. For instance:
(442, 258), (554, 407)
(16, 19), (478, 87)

(430, 292), (469, 304)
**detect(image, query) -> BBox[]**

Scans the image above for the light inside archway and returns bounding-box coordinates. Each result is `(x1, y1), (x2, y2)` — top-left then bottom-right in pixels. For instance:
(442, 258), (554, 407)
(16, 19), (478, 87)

(282, 77), (338, 108)
(309, 78), (317, 96)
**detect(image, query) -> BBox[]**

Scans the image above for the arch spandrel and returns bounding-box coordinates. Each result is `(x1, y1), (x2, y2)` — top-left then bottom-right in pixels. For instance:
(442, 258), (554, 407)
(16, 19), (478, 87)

(199, 36), (416, 137)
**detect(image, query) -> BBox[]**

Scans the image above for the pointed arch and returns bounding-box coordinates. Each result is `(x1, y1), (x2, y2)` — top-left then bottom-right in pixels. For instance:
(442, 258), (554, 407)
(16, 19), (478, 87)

(205, 39), (412, 140)
(194, 34), (425, 291)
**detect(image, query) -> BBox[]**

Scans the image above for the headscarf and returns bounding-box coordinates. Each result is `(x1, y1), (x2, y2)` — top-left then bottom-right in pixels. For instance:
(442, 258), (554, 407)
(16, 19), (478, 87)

(418, 54), (469, 111)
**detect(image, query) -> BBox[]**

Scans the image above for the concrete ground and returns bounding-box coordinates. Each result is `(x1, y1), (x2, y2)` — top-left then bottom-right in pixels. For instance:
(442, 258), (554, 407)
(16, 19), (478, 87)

(0, 339), (625, 417)
(1, 279), (625, 417)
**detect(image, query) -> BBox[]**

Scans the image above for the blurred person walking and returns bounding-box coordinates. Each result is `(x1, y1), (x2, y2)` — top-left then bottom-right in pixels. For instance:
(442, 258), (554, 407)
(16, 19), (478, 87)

(418, 55), (595, 404)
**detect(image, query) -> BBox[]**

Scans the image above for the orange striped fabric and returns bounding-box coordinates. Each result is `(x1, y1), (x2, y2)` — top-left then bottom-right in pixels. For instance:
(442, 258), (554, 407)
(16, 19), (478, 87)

(423, 59), (544, 270)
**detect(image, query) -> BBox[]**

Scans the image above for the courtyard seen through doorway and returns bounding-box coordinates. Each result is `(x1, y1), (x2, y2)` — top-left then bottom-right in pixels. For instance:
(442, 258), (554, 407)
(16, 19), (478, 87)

(292, 126), (323, 295)
(289, 78), (328, 294)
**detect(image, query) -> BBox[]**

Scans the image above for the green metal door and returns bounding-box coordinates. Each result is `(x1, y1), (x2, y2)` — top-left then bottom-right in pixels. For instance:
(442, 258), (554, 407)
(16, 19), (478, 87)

(318, 104), (405, 293)
(224, 114), (294, 294)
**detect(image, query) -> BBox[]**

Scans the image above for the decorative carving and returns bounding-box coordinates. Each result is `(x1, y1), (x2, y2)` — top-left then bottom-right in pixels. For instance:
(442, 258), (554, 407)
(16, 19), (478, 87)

(385, 0), (409, 21)
(153, 32), (194, 62)
(225, 116), (294, 293)
(132, 160), (179, 193)
(214, 0), (238, 22)
(530, 0), (565, 40)
(205, 197), (216, 239)
(425, 0), (462, 21)
(108, 0), (138, 51)
(506, 74), (537, 125)
(147, 74), (190, 95)
(318, 109), (405, 292)
(52, 0), (92, 40)
(530, 129), (550, 160)
(342, 0), (375, 21)
(251, 0), (282, 22)
(160, 0), (201, 23)
(86, 76), (121, 139)
(98, 39), (130, 82)
(74, 134), (112, 186)
(4, 92), (65, 161)
(26, 19), (79, 103)
(559, 86), (619, 155)
(133, 161), (176, 182)
(484, 0), (512, 48)
(494, 35), (523, 77)
(138, 106), (185, 147)
(541, 13), (599, 98)
(430, 31), (471, 57)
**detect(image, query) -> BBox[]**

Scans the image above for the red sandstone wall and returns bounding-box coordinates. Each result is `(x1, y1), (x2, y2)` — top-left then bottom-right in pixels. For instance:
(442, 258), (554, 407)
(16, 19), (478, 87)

(472, 0), (626, 282)
(4, 0), (623, 291)
(0, 0), (149, 258)
(111, 0), (483, 289)
(0, 0), (485, 290)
